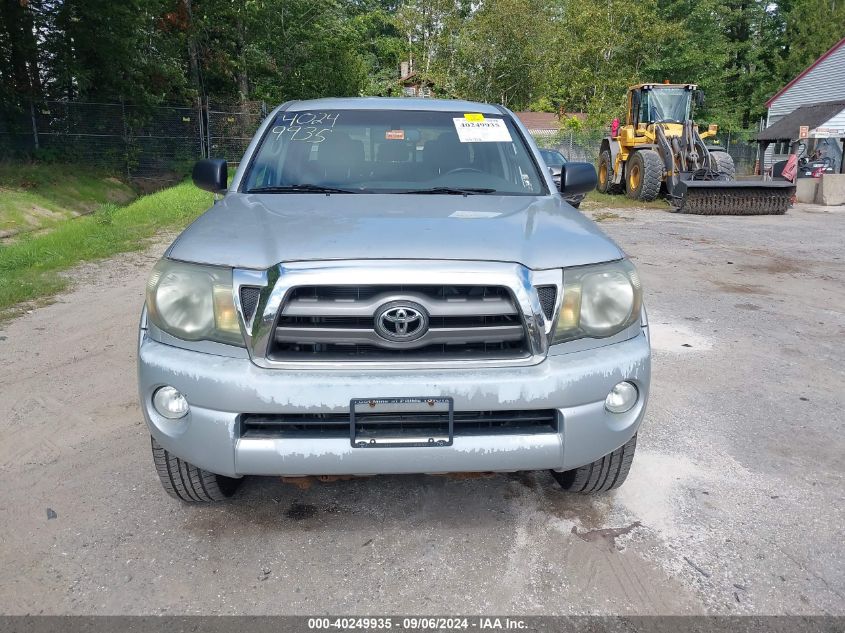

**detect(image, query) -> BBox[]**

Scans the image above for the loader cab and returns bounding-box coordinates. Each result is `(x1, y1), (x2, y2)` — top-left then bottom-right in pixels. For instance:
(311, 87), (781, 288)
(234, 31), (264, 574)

(627, 84), (696, 128)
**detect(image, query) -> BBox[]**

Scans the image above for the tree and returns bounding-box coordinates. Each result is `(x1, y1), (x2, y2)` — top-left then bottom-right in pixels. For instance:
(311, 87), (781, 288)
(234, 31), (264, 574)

(546, 0), (671, 124)
(38, 0), (189, 104)
(0, 0), (44, 104)
(395, 0), (458, 74)
(453, 0), (554, 109)
(349, 6), (406, 96)
(718, 0), (771, 127)
(0, 0), (841, 134)
(241, 0), (367, 102)
(644, 0), (732, 126)
(778, 0), (845, 85)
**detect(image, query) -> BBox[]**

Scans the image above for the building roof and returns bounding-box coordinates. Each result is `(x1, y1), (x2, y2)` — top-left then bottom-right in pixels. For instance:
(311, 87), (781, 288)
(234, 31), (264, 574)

(756, 100), (845, 141)
(398, 71), (434, 86)
(766, 37), (845, 107)
(513, 112), (561, 131)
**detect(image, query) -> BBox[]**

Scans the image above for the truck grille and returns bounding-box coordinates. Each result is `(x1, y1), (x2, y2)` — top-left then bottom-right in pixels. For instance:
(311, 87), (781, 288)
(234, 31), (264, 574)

(267, 285), (529, 361)
(535, 285), (557, 321)
(239, 286), (262, 321)
(241, 409), (559, 439)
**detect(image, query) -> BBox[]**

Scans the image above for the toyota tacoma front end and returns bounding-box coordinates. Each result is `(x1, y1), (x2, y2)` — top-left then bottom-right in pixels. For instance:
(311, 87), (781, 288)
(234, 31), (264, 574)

(138, 97), (650, 502)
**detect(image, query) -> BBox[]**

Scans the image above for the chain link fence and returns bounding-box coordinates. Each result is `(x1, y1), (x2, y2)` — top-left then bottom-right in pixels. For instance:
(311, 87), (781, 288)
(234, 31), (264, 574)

(206, 100), (268, 163)
(715, 136), (760, 175)
(532, 130), (604, 164)
(1, 102), (763, 183)
(533, 129), (761, 176)
(0, 99), (269, 184)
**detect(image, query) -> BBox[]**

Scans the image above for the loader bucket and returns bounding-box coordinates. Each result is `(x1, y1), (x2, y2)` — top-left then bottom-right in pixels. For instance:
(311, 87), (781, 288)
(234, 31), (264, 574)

(673, 180), (795, 215)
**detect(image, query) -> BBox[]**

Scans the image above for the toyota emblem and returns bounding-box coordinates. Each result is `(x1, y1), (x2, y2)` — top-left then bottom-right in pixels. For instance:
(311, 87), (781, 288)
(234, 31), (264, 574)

(374, 301), (429, 342)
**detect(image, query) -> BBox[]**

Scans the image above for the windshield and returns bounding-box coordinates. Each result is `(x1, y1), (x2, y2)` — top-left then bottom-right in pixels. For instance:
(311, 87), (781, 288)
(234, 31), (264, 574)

(242, 109), (546, 195)
(539, 149), (566, 168)
(641, 88), (691, 124)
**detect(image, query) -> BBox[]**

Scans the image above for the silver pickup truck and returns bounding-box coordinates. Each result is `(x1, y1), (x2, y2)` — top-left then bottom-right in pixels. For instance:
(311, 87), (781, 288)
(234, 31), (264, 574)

(138, 98), (650, 502)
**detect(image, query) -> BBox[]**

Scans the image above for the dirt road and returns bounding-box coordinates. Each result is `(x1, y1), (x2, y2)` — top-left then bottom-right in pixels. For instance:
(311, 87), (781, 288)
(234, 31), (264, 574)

(1, 204), (843, 615)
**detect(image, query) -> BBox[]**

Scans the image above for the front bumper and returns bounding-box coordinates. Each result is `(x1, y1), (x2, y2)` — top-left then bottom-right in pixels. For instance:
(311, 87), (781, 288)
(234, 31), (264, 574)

(138, 331), (650, 478)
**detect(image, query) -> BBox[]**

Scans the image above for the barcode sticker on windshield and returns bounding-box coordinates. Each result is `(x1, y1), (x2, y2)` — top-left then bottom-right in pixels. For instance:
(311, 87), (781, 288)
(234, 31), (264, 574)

(453, 118), (512, 143)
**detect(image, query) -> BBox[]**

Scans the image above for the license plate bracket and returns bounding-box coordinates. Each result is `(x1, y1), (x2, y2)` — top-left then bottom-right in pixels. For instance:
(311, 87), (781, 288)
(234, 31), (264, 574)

(350, 397), (454, 448)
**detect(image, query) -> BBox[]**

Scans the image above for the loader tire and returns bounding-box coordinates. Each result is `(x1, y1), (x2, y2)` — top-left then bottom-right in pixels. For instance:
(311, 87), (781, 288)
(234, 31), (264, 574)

(597, 150), (622, 194)
(151, 436), (241, 502)
(710, 151), (736, 179)
(551, 434), (637, 494)
(625, 150), (662, 201)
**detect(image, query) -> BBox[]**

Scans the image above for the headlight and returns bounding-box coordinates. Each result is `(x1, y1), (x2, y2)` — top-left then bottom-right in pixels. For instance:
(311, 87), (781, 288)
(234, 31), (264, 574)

(146, 259), (243, 346)
(552, 259), (642, 344)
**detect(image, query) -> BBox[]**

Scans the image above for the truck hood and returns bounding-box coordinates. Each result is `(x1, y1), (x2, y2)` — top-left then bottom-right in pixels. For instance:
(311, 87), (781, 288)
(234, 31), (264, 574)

(166, 193), (623, 270)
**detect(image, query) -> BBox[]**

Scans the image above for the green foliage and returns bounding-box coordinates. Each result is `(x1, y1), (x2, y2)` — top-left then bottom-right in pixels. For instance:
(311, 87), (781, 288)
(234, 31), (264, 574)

(644, 0), (735, 125)
(778, 0), (845, 82)
(548, 0), (672, 122)
(453, 0), (555, 109)
(0, 163), (136, 236)
(560, 116), (585, 132)
(352, 8), (407, 95)
(93, 202), (120, 226)
(584, 191), (669, 210)
(39, 0), (191, 104)
(1, 0), (842, 137)
(0, 180), (212, 314)
(527, 97), (557, 113)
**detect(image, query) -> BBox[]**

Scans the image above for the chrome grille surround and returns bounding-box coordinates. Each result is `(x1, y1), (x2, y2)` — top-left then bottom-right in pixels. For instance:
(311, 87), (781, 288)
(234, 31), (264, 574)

(234, 261), (563, 369)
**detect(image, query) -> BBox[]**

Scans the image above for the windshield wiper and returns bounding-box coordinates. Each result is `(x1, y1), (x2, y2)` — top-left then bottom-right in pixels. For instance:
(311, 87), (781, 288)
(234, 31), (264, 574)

(247, 184), (360, 194)
(400, 186), (497, 195)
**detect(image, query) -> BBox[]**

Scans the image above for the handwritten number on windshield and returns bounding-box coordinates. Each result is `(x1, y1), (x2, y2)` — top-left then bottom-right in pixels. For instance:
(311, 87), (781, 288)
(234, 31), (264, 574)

(270, 112), (340, 143)
(276, 111), (339, 129)
(271, 125), (332, 143)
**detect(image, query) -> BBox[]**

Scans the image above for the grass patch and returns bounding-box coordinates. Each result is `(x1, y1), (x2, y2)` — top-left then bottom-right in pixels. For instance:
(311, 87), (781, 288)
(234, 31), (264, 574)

(582, 190), (670, 210)
(591, 211), (623, 222)
(0, 181), (213, 316)
(0, 162), (136, 237)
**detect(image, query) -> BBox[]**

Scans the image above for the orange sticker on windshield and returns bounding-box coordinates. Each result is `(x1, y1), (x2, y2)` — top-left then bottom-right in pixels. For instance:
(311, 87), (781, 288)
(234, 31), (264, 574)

(464, 113), (485, 122)
(385, 129), (405, 140)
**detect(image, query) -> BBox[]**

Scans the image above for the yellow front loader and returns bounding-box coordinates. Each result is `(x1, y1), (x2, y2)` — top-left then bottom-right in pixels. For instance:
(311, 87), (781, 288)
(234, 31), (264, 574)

(597, 83), (794, 214)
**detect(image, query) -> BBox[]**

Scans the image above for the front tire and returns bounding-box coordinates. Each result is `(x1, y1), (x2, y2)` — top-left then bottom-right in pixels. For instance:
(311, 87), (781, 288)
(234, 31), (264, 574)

(151, 436), (241, 502)
(551, 434), (637, 493)
(597, 150), (622, 194)
(625, 150), (662, 201)
(710, 151), (736, 179)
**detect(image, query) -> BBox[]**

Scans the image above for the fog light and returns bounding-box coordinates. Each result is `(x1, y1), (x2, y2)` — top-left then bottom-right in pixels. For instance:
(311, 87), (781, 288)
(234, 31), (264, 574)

(605, 381), (638, 414)
(152, 386), (189, 419)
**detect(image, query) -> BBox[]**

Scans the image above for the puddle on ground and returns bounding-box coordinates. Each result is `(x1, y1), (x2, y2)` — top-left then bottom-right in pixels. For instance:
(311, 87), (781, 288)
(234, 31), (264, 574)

(570, 521), (644, 551)
(712, 280), (773, 296)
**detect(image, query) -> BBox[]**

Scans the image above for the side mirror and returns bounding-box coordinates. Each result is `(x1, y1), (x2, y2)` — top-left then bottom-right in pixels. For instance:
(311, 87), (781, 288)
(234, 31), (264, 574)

(694, 89), (705, 108)
(559, 162), (597, 195)
(192, 159), (228, 193)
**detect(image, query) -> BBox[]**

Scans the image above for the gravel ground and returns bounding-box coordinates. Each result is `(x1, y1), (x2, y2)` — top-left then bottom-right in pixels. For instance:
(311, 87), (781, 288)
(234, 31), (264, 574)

(0, 203), (843, 615)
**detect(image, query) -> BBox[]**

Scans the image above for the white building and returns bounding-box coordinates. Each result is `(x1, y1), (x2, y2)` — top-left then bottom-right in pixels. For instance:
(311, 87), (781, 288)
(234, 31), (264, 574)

(759, 36), (845, 173)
